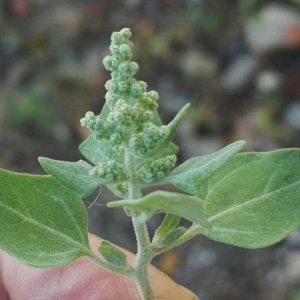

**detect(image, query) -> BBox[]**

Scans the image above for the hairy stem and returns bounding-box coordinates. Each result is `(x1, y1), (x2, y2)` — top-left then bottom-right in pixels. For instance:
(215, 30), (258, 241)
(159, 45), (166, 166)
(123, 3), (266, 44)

(132, 213), (155, 299)
(125, 146), (155, 300)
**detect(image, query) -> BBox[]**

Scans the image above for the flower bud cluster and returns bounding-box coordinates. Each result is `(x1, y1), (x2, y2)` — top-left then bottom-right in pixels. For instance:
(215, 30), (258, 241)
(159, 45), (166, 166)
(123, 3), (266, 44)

(80, 111), (109, 140)
(101, 28), (166, 155)
(140, 155), (177, 183)
(89, 160), (129, 184)
(129, 124), (170, 155)
(81, 28), (178, 190)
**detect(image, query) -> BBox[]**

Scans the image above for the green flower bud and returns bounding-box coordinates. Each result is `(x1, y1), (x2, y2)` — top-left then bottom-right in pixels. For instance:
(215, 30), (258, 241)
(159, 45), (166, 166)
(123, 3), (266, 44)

(111, 71), (118, 79)
(118, 61), (131, 77)
(144, 137), (155, 148)
(114, 99), (127, 110)
(119, 44), (132, 60)
(131, 82), (143, 96)
(111, 32), (126, 45)
(94, 131), (109, 140)
(89, 160), (128, 184)
(113, 111), (126, 123)
(129, 133), (147, 154)
(159, 125), (170, 139)
(92, 117), (109, 140)
(142, 172), (153, 183)
(105, 92), (118, 109)
(103, 56), (114, 71)
(143, 123), (160, 141)
(129, 62), (139, 76)
(109, 133), (123, 146)
(80, 117), (88, 128)
(136, 95), (158, 111)
(80, 111), (96, 130)
(139, 80), (147, 92)
(105, 79), (118, 92)
(156, 171), (165, 178)
(120, 28), (131, 39)
(147, 91), (159, 101)
(146, 98), (158, 111)
(114, 183), (128, 196)
(109, 44), (120, 55)
(141, 110), (153, 123)
(117, 81), (128, 92)
(140, 155), (176, 183)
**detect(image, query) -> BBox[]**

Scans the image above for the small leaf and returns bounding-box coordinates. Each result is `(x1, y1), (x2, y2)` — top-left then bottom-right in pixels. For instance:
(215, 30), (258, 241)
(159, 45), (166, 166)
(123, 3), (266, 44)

(38, 157), (99, 197)
(98, 240), (128, 268)
(168, 104), (189, 133)
(79, 135), (123, 165)
(153, 214), (181, 242)
(0, 168), (91, 267)
(159, 104), (190, 152)
(197, 149), (300, 248)
(108, 191), (211, 229)
(153, 227), (187, 248)
(134, 104), (189, 161)
(100, 102), (111, 120)
(162, 140), (245, 195)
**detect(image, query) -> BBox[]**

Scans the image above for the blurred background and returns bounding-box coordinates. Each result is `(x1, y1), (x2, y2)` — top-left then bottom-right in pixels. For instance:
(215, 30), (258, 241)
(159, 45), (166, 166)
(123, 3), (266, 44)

(1, 0), (300, 299)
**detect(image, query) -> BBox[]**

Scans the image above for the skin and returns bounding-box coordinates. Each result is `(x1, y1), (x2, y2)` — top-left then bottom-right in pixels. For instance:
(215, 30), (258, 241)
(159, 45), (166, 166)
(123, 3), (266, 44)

(0, 234), (198, 300)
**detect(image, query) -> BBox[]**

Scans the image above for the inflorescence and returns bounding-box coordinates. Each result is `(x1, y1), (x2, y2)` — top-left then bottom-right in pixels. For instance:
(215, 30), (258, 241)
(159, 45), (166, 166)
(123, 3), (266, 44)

(80, 28), (177, 190)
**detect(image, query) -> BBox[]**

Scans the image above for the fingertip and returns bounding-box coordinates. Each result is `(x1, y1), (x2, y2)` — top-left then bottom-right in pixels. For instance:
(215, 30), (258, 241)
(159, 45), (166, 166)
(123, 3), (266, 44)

(178, 285), (199, 300)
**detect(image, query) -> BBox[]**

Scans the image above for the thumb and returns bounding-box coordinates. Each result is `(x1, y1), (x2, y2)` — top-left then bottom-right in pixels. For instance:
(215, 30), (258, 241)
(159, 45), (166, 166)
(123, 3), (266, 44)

(0, 233), (198, 300)
(89, 233), (199, 300)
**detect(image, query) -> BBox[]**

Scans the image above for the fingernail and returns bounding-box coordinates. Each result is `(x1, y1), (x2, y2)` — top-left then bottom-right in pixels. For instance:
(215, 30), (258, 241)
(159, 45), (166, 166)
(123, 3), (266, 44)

(179, 285), (199, 300)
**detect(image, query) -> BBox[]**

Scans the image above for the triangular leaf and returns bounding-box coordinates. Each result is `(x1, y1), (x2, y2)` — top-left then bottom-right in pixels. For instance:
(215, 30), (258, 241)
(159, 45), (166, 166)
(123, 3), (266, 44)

(100, 102), (111, 120)
(107, 191), (211, 229)
(197, 149), (300, 248)
(162, 140), (245, 195)
(132, 104), (189, 164)
(79, 135), (123, 165)
(0, 168), (91, 267)
(38, 157), (99, 198)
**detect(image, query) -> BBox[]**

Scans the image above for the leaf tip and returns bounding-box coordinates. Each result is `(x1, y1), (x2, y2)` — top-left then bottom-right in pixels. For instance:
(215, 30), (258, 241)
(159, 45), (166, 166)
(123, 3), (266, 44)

(231, 140), (246, 151)
(107, 201), (120, 208)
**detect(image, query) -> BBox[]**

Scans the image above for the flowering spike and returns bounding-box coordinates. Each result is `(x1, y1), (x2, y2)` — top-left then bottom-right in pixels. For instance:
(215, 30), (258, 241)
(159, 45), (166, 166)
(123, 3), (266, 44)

(80, 28), (189, 196)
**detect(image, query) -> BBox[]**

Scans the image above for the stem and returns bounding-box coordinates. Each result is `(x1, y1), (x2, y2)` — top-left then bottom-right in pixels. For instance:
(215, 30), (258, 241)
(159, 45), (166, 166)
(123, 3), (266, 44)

(125, 146), (156, 300)
(132, 214), (155, 300)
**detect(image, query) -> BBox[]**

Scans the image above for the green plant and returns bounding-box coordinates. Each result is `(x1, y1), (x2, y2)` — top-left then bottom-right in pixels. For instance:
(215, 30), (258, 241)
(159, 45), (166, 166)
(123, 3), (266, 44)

(1, 28), (300, 300)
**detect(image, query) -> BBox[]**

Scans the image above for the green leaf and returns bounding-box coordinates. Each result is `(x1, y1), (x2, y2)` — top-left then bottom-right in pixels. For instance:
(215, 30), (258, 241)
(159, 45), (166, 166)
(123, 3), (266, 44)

(38, 157), (99, 198)
(153, 214), (181, 241)
(100, 102), (111, 120)
(153, 227), (187, 249)
(108, 191), (211, 229)
(79, 135), (123, 165)
(166, 104), (190, 141)
(162, 140), (245, 195)
(197, 149), (300, 248)
(98, 240), (129, 268)
(0, 168), (91, 267)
